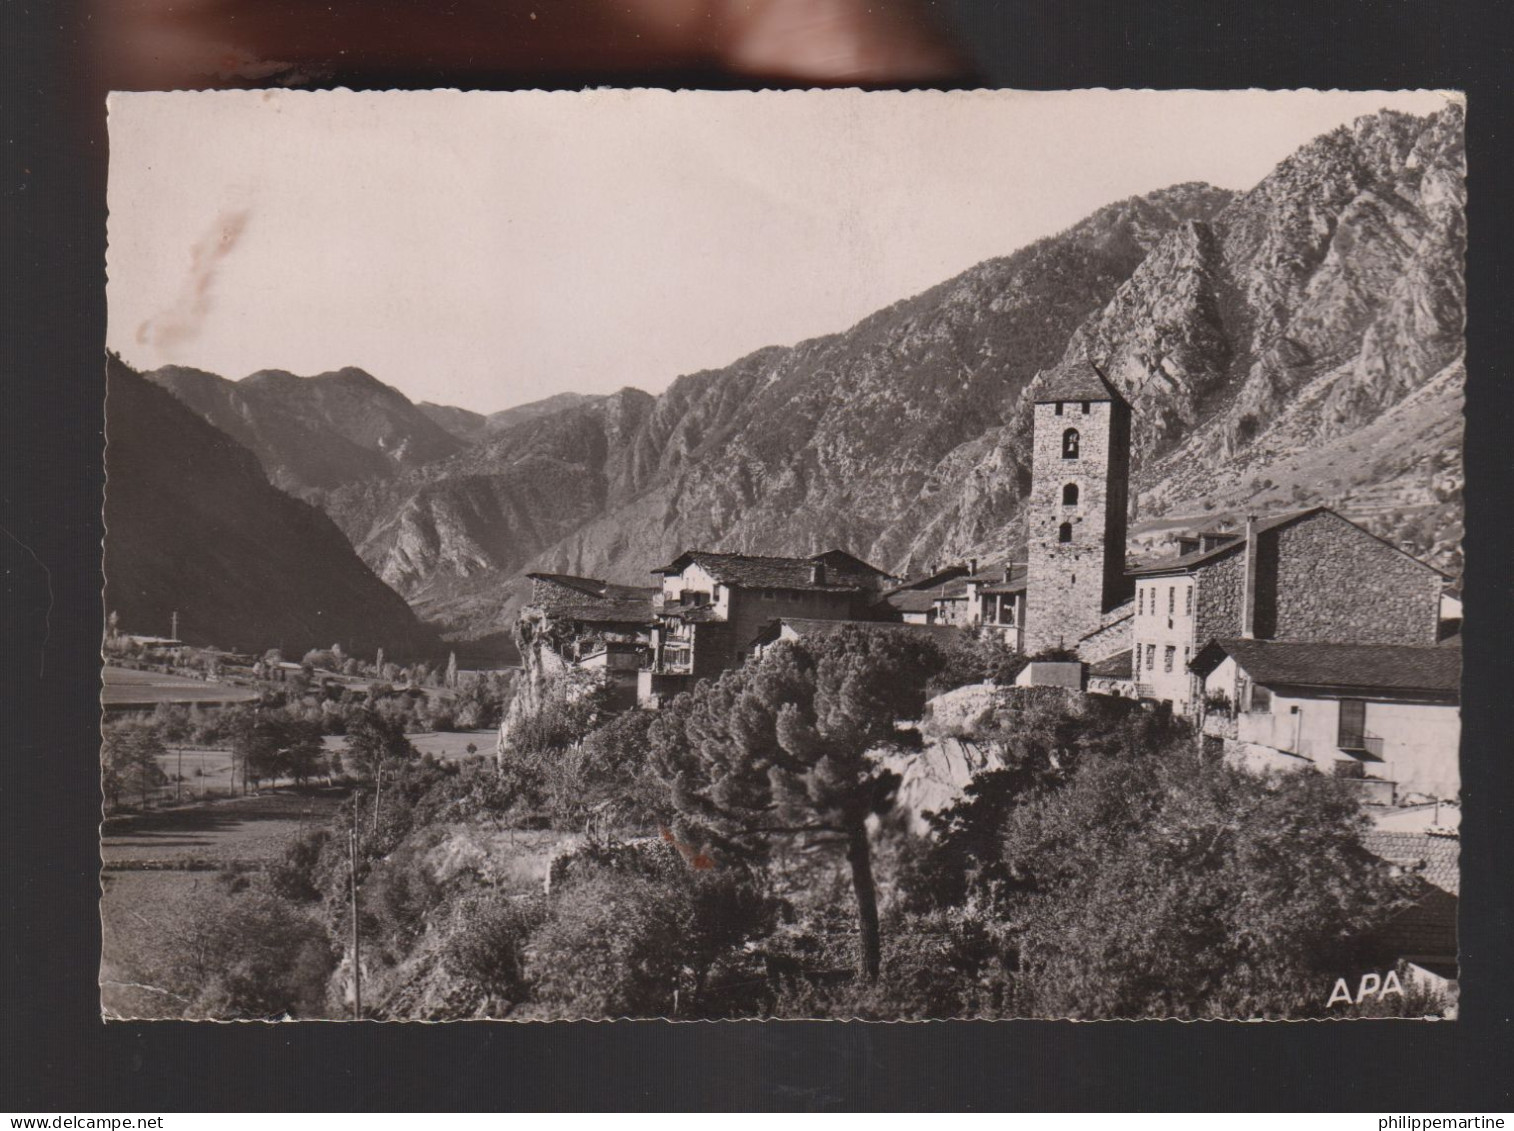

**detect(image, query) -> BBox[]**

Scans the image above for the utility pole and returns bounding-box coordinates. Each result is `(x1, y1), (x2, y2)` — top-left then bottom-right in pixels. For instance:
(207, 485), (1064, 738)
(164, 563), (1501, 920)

(349, 802), (362, 1021)
(373, 761), (382, 836)
(176, 745), (183, 803)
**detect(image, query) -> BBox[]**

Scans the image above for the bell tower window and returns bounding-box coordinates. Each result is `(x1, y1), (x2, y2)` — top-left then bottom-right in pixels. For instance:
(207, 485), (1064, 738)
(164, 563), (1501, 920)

(1058, 521), (1073, 544)
(1062, 428), (1080, 459)
(1062, 482), (1079, 506)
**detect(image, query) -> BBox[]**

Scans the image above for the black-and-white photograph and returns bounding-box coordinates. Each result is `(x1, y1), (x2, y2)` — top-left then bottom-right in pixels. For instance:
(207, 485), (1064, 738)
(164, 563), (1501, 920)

(100, 87), (1465, 1021)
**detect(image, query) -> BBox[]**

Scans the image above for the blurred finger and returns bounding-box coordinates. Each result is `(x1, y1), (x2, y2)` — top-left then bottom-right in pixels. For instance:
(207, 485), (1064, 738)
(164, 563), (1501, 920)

(93, 0), (970, 89)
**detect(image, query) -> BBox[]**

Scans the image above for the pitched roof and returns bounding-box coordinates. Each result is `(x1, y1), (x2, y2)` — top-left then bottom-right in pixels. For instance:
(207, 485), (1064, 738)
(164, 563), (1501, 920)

(1129, 509), (1323, 575)
(749, 617), (963, 650)
(1129, 507), (1451, 580)
(653, 550), (878, 591)
(1088, 649), (1134, 680)
(979, 563), (1029, 595)
(880, 588), (941, 614)
(1033, 360), (1128, 406)
(1362, 831), (1459, 896)
(1191, 638), (1462, 698)
(527, 571), (613, 597)
(526, 573), (657, 624)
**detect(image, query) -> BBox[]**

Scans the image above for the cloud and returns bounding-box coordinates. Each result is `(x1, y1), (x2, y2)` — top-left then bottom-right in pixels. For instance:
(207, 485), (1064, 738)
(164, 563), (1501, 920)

(136, 209), (250, 357)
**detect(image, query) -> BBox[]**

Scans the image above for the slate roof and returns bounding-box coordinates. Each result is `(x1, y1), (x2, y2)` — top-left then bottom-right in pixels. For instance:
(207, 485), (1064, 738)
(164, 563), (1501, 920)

(1362, 831), (1460, 896)
(1129, 509), (1326, 576)
(1033, 360), (1128, 405)
(881, 588), (941, 614)
(1129, 507), (1450, 580)
(527, 571), (611, 597)
(1088, 649), (1134, 680)
(980, 563), (1029, 595)
(1190, 638), (1462, 699)
(526, 573), (657, 625)
(652, 550), (882, 591)
(749, 617), (963, 650)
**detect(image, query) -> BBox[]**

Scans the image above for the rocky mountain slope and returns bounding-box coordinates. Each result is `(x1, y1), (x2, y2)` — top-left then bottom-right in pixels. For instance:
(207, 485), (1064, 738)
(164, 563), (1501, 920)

(145, 364), (467, 494)
(142, 105), (1464, 654)
(105, 357), (438, 658)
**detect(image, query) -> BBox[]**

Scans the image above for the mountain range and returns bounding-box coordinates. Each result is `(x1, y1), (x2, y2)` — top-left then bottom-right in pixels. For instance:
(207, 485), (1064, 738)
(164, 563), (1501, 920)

(105, 356), (438, 658)
(133, 104), (1465, 660)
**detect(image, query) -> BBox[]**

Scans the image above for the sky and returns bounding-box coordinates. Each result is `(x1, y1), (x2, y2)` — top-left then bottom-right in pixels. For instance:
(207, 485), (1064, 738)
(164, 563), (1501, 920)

(106, 88), (1456, 414)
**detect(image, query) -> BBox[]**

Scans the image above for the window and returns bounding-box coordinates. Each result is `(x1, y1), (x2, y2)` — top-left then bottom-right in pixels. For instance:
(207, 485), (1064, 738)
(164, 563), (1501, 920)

(1062, 428), (1080, 459)
(1054, 401), (1064, 416)
(1185, 586), (1193, 615)
(1164, 645), (1175, 673)
(1138, 586), (1145, 615)
(1338, 699), (1367, 749)
(1250, 684), (1271, 712)
(1062, 482), (1079, 506)
(1081, 401), (1090, 414)
(1058, 522), (1073, 544)
(1145, 644), (1155, 671)
(1168, 586), (1175, 615)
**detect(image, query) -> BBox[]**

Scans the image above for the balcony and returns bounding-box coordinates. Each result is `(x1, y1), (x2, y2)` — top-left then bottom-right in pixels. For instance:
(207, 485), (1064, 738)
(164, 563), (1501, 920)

(1337, 734), (1385, 760)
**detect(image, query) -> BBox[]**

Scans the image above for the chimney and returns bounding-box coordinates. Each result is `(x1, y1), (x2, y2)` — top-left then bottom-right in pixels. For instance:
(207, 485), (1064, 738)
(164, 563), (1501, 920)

(1240, 515), (1259, 639)
(969, 558), (978, 576)
(811, 561), (826, 586)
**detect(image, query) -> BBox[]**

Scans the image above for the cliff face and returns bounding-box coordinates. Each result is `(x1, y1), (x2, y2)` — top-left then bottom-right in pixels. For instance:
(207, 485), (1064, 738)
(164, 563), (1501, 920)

(143, 105), (1464, 652)
(105, 358), (439, 658)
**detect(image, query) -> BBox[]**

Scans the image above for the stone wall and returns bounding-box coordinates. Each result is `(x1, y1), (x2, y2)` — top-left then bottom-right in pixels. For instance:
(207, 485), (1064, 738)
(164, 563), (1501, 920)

(1076, 603), (1134, 664)
(1194, 550), (1247, 647)
(1265, 511), (1442, 644)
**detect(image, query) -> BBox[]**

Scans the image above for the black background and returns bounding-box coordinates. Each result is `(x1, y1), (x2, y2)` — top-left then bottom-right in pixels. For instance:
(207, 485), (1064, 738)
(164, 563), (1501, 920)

(3, 0), (1511, 1111)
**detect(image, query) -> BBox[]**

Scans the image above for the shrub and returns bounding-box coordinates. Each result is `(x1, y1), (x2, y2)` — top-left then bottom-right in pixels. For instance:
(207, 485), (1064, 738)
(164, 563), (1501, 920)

(441, 894), (547, 1008)
(925, 629), (1025, 697)
(997, 742), (1411, 1019)
(525, 849), (774, 1018)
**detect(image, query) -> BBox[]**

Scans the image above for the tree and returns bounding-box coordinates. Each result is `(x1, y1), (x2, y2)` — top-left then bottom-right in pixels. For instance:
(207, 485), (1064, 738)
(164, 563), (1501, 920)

(995, 740), (1411, 1019)
(282, 719), (327, 786)
(102, 723), (168, 810)
(445, 651), (458, 689)
(650, 627), (945, 981)
(344, 708), (417, 780)
(229, 714), (287, 792)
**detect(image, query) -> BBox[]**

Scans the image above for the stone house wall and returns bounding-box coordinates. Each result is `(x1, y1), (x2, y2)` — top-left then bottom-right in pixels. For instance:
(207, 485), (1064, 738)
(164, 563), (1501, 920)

(1263, 512), (1442, 644)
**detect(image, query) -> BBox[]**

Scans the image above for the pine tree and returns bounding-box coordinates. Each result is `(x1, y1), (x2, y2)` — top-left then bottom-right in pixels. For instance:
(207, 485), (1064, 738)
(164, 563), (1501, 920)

(650, 626), (944, 981)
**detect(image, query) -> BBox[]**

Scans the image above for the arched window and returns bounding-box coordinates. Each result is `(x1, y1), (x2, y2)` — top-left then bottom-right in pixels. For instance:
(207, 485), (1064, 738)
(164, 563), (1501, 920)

(1062, 428), (1080, 459)
(1058, 521), (1073, 544)
(1062, 482), (1079, 506)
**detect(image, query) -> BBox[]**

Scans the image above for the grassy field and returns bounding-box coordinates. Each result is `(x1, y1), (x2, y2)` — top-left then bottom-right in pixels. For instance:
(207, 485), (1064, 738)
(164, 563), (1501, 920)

(321, 729), (496, 764)
(102, 664), (262, 707)
(99, 787), (347, 1018)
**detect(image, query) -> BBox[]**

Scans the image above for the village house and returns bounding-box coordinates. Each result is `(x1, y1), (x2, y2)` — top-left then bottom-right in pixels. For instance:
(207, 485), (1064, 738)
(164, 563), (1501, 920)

(639, 549), (895, 705)
(1190, 637), (1461, 803)
(518, 572), (658, 706)
(1127, 507), (1448, 714)
(878, 563), (1027, 649)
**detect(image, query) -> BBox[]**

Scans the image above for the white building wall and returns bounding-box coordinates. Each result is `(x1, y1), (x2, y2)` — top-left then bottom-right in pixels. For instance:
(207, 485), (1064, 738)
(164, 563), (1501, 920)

(1132, 575), (1197, 708)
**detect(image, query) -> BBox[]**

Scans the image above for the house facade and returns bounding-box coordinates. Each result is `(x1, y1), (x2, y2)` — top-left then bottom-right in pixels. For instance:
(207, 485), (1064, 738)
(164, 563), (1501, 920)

(639, 549), (894, 704)
(1191, 637), (1461, 802)
(517, 572), (658, 706)
(1128, 508), (1448, 714)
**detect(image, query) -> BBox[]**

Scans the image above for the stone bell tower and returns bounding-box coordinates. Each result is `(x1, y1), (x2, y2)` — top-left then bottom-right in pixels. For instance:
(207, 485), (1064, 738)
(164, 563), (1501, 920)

(1022, 361), (1132, 656)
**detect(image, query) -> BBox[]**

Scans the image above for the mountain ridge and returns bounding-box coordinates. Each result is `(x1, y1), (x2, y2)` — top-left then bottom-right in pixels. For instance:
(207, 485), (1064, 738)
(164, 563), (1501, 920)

(137, 106), (1464, 658)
